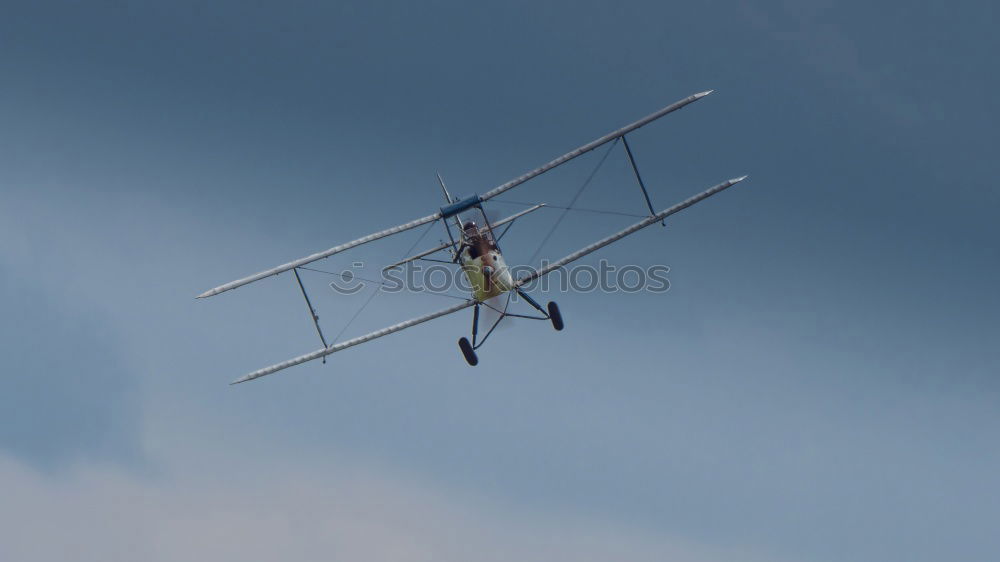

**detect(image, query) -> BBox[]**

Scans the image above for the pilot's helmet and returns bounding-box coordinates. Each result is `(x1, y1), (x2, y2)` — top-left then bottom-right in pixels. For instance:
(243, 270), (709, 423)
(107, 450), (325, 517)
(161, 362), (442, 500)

(463, 221), (477, 232)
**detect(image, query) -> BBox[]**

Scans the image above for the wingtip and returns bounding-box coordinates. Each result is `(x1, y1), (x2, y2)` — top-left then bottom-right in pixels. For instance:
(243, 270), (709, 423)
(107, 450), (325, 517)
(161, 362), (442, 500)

(732, 175), (749, 183)
(230, 376), (250, 385)
(695, 89), (714, 98)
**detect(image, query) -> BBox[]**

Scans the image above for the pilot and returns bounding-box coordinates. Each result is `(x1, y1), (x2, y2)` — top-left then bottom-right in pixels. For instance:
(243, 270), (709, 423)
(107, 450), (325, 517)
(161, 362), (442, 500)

(460, 220), (498, 260)
(461, 221), (483, 259)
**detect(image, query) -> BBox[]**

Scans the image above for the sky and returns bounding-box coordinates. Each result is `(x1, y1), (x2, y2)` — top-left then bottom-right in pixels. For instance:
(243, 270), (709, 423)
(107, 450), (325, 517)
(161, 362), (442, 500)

(1, 1), (998, 560)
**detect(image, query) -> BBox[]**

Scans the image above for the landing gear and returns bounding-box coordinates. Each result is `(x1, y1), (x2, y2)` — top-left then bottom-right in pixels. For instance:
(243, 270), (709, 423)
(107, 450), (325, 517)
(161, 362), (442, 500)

(514, 289), (564, 332)
(458, 293), (564, 365)
(458, 337), (478, 366)
(547, 301), (564, 331)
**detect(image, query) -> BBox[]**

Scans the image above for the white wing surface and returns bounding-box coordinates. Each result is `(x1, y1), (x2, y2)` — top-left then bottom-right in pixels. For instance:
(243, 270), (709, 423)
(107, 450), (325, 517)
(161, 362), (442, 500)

(231, 299), (477, 384)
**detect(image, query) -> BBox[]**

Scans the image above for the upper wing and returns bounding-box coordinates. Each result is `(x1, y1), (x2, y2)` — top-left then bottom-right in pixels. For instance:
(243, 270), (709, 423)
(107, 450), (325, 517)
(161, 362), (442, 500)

(517, 176), (748, 287)
(198, 90), (711, 299)
(231, 299), (477, 384)
(197, 212), (441, 298)
(479, 90), (712, 203)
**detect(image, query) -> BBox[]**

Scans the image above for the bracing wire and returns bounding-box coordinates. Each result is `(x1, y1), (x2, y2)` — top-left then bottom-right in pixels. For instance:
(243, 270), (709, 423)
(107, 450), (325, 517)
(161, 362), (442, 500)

(301, 138), (625, 345)
(298, 264), (470, 303)
(490, 199), (647, 219)
(298, 266), (382, 286)
(326, 219), (441, 344)
(526, 138), (620, 265)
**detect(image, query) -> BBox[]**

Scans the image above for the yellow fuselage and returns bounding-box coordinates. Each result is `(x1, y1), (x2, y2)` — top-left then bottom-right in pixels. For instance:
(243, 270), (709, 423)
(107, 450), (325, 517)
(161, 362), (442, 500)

(460, 248), (513, 302)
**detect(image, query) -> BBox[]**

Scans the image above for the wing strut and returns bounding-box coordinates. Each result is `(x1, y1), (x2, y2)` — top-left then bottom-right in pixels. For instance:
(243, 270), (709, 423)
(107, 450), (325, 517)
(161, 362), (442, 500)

(479, 90), (712, 203)
(621, 135), (663, 226)
(292, 268), (329, 359)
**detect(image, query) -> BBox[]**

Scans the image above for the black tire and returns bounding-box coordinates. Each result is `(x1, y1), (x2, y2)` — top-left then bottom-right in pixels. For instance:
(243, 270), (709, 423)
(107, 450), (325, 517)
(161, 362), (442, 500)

(458, 337), (479, 366)
(547, 301), (564, 331)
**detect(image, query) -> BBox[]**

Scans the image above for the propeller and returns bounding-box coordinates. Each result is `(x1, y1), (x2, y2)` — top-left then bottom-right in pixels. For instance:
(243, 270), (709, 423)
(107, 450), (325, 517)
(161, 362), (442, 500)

(480, 295), (513, 331)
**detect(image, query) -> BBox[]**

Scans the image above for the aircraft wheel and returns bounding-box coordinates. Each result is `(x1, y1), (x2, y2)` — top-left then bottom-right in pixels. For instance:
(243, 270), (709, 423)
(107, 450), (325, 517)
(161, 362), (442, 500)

(547, 301), (564, 331)
(458, 337), (479, 366)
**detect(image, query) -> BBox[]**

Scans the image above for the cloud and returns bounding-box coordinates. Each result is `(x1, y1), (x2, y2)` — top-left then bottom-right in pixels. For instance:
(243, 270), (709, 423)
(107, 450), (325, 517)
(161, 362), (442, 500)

(0, 454), (777, 562)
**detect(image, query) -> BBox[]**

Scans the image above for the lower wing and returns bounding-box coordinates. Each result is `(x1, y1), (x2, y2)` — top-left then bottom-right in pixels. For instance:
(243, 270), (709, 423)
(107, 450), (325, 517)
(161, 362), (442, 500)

(518, 176), (748, 286)
(231, 299), (476, 384)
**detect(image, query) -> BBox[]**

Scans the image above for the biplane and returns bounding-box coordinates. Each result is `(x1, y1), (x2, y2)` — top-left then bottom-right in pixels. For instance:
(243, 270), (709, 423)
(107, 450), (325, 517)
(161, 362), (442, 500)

(198, 90), (748, 384)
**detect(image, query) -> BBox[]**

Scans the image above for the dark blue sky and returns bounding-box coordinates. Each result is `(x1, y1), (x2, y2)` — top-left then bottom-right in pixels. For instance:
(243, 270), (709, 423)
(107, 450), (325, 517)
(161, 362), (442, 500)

(1, 2), (998, 561)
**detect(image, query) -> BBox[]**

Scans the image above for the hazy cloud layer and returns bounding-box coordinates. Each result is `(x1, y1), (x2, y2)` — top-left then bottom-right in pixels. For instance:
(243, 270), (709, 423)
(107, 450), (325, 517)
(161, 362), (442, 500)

(0, 455), (781, 562)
